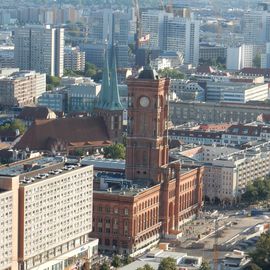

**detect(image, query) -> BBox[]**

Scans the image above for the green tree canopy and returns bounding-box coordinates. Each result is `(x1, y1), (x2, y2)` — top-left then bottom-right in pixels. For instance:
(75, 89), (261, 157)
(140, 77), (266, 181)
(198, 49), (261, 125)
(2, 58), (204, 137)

(99, 261), (110, 270)
(253, 54), (261, 68)
(158, 68), (185, 79)
(0, 119), (26, 135)
(158, 257), (177, 270)
(111, 255), (121, 268)
(122, 256), (133, 265)
(249, 232), (270, 270)
(10, 119), (26, 134)
(137, 264), (155, 270)
(46, 75), (61, 90)
(199, 261), (211, 270)
(242, 178), (270, 204)
(103, 143), (126, 159)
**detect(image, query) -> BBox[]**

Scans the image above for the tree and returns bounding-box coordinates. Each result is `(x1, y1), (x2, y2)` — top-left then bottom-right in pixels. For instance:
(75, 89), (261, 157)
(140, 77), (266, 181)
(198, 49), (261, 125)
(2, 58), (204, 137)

(249, 232), (270, 270)
(158, 257), (177, 270)
(46, 75), (61, 90)
(10, 119), (26, 134)
(99, 262), (110, 270)
(122, 256), (133, 265)
(253, 54), (261, 68)
(158, 68), (185, 79)
(137, 264), (155, 270)
(111, 255), (121, 268)
(103, 143), (126, 159)
(0, 119), (26, 135)
(242, 178), (270, 204)
(199, 261), (211, 270)
(85, 62), (97, 78)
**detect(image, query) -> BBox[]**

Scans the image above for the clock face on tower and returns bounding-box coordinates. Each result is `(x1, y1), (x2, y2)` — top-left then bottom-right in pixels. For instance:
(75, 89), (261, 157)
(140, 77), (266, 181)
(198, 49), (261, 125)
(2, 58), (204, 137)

(139, 96), (150, 107)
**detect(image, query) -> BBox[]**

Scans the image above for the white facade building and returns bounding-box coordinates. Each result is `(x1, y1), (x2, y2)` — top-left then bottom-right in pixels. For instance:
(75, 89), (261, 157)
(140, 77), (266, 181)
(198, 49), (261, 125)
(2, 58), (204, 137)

(226, 44), (254, 71)
(0, 156), (98, 270)
(206, 81), (269, 103)
(141, 10), (166, 50)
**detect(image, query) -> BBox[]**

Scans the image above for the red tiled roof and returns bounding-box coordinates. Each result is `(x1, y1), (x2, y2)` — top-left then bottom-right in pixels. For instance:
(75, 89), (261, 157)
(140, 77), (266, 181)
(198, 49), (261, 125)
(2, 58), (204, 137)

(239, 68), (270, 77)
(196, 65), (216, 74)
(15, 116), (111, 151)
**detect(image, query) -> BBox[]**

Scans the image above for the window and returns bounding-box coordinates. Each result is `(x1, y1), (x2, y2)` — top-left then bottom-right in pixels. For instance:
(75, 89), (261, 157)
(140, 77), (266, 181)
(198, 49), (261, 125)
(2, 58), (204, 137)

(124, 208), (129, 215)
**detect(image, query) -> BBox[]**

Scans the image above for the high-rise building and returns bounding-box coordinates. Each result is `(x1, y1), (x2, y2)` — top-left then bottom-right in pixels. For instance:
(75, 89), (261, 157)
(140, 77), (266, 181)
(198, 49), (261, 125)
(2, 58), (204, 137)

(14, 25), (64, 77)
(242, 2), (270, 45)
(163, 16), (200, 65)
(0, 156), (98, 270)
(64, 46), (85, 72)
(84, 9), (130, 68)
(140, 10), (200, 65)
(261, 43), (270, 68)
(141, 10), (166, 50)
(0, 70), (46, 107)
(226, 44), (254, 70)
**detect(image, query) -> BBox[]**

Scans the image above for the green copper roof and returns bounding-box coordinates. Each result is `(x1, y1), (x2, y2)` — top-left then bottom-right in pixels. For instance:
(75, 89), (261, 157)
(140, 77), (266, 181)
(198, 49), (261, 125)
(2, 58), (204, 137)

(96, 44), (123, 111)
(96, 46), (110, 109)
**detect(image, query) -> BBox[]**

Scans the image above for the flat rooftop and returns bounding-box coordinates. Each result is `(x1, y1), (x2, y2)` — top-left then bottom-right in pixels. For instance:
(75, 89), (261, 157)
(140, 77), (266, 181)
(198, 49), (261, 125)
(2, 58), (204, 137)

(82, 156), (125, 170)
(0, 156), (63, 177)
(94, 172), (157, 197)
(0, 156), (90, 186)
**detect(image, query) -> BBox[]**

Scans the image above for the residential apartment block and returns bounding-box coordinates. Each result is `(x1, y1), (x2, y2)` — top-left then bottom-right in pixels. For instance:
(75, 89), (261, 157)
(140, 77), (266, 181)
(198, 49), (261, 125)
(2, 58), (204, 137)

(14, 25), (64, 77)
(173, 142), (270, 204)
(0, 70), (46, 107)
(0, 156), (98, 270)
(203, 141), (270, 204)
(64, 46), (85, 72)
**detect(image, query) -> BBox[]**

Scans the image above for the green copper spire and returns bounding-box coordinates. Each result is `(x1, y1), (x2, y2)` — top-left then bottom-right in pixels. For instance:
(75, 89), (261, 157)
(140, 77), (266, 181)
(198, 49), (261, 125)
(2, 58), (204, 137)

(96, 45), (110, 109)
(107, 44), (123, 111)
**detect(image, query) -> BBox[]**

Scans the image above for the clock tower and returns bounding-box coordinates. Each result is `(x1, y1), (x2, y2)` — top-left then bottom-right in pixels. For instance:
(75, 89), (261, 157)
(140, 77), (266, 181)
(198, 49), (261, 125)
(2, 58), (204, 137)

(126, 66), (170, 182)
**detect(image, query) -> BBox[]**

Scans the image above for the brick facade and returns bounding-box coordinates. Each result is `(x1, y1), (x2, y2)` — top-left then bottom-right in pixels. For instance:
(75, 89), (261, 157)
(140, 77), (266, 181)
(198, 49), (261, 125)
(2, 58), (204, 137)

(91, 70), (203, 255)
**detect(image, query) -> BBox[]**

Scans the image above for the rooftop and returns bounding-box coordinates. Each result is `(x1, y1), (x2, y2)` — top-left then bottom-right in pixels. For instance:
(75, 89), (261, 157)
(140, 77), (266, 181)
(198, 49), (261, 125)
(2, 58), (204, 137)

(0, 156), (90, 186)
(0, 156), (62, 177)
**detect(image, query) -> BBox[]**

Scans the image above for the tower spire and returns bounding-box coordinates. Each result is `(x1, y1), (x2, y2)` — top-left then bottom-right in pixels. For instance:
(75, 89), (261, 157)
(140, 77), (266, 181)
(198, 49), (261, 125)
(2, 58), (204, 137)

(96, 43), (110, 109)
(107, 44), (123, 110)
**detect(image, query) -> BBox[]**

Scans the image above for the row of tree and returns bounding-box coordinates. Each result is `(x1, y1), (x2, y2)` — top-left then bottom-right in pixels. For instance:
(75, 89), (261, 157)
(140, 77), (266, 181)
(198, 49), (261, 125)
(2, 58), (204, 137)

(241, 178), (270, 204)
(99, 257), (211, 270)
(64, 62), (102, 82)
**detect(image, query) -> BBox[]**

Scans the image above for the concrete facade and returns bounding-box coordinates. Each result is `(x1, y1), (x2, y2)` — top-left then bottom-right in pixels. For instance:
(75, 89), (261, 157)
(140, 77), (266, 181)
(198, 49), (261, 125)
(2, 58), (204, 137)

(0, 70), (46, 107)
(170, 101), (270, 125)
(0, 156), (98, 270)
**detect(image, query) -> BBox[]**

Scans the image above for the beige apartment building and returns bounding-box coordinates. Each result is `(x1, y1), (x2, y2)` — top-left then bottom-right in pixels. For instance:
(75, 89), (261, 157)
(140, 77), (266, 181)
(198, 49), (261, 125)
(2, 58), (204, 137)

(0, 71), (46, 107)
(203, 141), (270, 204)
(64, 46), (85, 72)
(0, 156), (98, 270)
